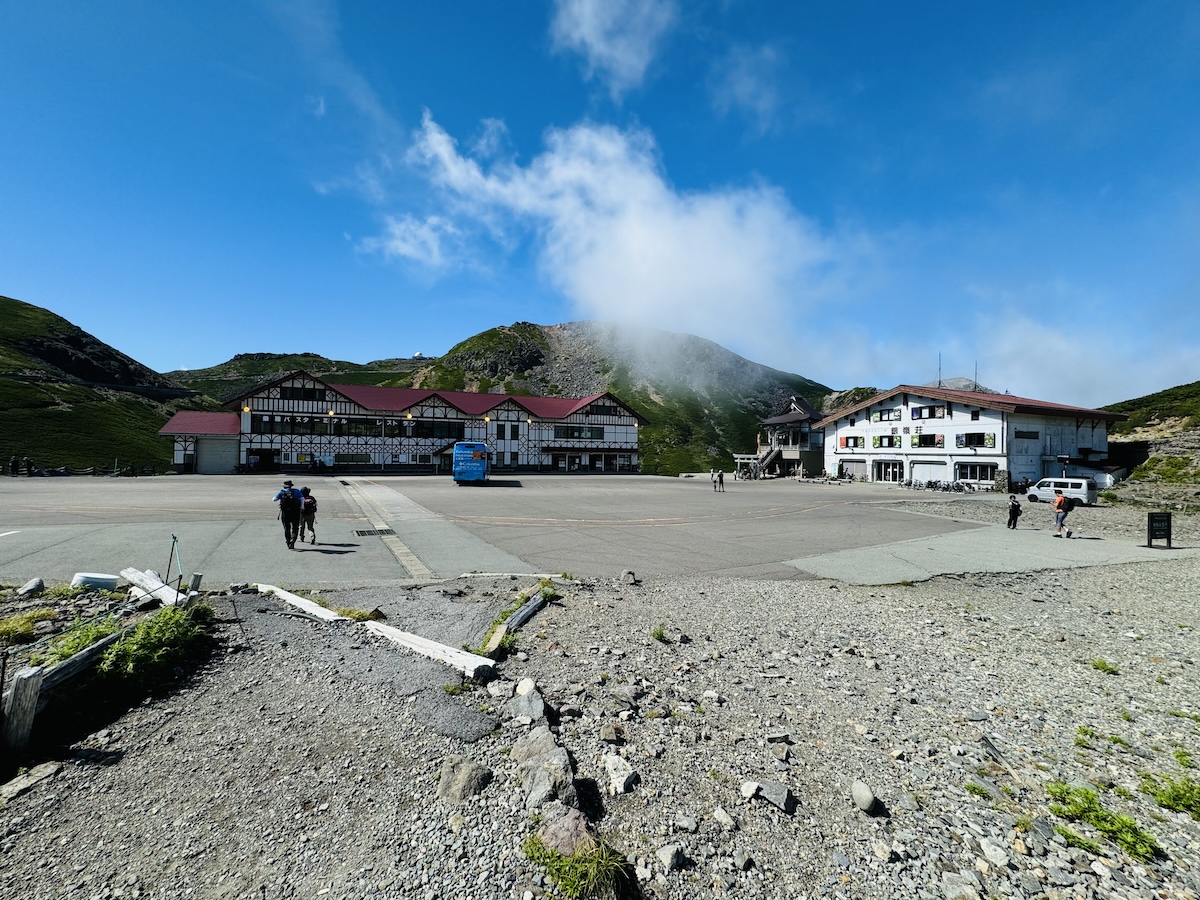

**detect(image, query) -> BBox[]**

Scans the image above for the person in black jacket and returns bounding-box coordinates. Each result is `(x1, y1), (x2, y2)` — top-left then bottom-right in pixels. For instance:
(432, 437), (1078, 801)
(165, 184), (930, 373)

(273, 479), (303, 549)
(1007, 494), (1022, 529)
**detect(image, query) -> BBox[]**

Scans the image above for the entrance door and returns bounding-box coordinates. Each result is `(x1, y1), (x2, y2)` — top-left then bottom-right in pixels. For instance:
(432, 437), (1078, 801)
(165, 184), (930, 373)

(875, 461), (903, 482)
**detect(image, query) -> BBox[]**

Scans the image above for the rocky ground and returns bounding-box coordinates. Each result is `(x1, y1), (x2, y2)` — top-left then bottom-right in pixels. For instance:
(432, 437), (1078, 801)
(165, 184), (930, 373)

(2, 497), (1199, 900)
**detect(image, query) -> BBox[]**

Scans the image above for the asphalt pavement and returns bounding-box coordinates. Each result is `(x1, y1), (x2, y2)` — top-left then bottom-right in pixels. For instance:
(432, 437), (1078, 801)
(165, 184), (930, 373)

(0, 474), (1192, 589)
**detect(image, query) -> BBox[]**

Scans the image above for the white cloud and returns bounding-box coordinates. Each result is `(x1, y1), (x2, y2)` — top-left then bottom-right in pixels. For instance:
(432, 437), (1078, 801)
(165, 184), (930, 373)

(550, 0), (678, 99)
(403, 112), (851, 356)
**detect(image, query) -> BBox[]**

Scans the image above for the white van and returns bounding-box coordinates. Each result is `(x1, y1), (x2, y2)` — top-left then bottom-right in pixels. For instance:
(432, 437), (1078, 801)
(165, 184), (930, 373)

(1026, 477), (1099, 506)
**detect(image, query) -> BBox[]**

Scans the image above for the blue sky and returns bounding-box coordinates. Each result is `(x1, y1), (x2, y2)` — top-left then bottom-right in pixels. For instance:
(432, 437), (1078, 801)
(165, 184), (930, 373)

(2, 1), (1198, 408)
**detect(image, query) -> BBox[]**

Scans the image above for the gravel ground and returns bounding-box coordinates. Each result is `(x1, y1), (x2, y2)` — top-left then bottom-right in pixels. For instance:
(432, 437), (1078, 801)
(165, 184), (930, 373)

(2, 500), (1200, 900)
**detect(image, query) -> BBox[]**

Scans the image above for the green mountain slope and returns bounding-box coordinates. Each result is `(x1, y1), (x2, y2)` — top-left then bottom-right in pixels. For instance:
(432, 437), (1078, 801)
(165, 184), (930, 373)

(1104, 379), (1200, 434)
(0, 295), (219, 471)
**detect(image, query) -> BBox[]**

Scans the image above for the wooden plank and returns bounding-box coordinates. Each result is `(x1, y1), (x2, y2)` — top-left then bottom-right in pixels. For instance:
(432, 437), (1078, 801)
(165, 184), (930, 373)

(0, 761), (61, 802)
(507, 594), (546, 630)
(254, 584), (349, 622)
(119, 567), (187, 607)
(363, 621), (494, 680)
(2, 667), (44, 754)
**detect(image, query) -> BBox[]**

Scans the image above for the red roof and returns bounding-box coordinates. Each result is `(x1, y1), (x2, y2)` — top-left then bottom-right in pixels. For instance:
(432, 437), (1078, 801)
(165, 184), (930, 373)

(160, 411), (241, 436)
(327, 383), (626, 421)
(815, 385), (1127, 427)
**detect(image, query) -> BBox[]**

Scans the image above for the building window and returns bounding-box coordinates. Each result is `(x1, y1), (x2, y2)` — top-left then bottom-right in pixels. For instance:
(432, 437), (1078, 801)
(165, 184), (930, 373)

(1014, 430), (1040, 440)
(413, 420), (466, 440)
(344, 418), (381, 436)
(911, 405), (946, 420)
(956, 432), (995, 448)
(495, 423), (506, 440)
(873, 435), (901, 448)
(957, 463), (998, 481)
(911, 433), (944, 448)
(840, 436), (865, 448)
(970, 410), (981, 421)
(280, 386), (327, 402)
(554, 425), (605, 440)
(872, 408), (902, 422)
(589, 404), (620, 417)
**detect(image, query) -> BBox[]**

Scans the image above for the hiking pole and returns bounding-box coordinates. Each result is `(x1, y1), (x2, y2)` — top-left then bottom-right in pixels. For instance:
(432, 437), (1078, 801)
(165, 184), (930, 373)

(165, 534), (184, 594)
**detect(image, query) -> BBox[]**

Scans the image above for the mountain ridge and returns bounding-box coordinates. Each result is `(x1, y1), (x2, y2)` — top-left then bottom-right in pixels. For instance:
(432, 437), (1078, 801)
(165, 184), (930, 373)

(2, 293), (1196, 477)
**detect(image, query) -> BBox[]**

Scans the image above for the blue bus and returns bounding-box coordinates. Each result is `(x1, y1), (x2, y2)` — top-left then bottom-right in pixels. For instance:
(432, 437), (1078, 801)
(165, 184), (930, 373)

(452, 442), (490, 484)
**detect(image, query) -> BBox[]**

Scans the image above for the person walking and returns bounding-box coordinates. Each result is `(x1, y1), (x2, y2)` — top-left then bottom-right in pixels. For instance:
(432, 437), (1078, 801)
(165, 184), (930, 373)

(274, 479), (303, 549)
(717, 469), (725, 492)
(22, 456), (32, 476)
(1052, 489), (1072, 538)
(8, 456), (17, 477)
(298, 486), (318, 545)
(1007, 494), (1022, 529)
(711, 468), (717, 492)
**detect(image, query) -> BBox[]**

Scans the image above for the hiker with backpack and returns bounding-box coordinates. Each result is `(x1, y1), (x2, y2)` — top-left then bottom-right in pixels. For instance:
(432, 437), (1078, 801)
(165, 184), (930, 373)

(1052, 489), (1075, 538)
(274, 479), (304, 549)
(298, 486), (318, 545)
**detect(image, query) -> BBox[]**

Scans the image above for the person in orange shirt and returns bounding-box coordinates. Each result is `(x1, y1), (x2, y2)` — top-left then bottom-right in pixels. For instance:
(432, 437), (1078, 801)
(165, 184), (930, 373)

(1052, 489), (1072, 538)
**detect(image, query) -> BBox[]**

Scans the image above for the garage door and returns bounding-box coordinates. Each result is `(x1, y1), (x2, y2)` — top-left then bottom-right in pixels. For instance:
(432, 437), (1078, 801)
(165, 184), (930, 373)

(910, 460), (947, 483)
(196, 438), (239, 475)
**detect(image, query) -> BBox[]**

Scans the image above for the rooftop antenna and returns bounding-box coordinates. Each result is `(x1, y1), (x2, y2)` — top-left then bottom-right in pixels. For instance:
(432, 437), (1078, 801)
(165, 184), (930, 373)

(974, 362), (979, 392)
(937, 353), (943, 388)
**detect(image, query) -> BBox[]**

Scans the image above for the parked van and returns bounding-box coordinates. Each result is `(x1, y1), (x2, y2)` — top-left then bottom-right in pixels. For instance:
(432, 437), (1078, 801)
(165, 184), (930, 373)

(1026, 477), (1098, 506)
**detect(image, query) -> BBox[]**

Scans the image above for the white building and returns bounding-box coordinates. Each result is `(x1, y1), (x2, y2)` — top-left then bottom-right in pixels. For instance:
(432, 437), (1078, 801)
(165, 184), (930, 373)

(817, 385), (1127, 487)
(161, 370), (645, 475)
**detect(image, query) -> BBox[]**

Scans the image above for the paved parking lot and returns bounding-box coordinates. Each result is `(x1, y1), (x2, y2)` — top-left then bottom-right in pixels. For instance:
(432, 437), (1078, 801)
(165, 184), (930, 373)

(0, 474), (1187, 588)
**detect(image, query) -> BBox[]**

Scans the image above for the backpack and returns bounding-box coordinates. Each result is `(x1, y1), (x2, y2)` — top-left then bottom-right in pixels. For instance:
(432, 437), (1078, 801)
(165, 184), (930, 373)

(1064, 496), (1078, 512)
(279, 488), (300, 512)
(303, 495), (317, 514)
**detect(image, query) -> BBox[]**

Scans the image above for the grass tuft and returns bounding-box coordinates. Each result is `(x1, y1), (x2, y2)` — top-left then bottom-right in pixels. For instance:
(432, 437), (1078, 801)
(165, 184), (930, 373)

(31, 617), (121, 665)
(1091, 659), (1120, 675)
(0, 607), (58, 645)
(1140, 773), (1200, 820)
(1046, 781), (1162, 862)
(522, 834), (627, 899)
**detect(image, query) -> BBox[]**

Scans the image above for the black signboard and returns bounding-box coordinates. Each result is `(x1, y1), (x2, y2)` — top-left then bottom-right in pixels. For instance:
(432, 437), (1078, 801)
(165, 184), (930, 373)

(1147, 512), (1172, 548)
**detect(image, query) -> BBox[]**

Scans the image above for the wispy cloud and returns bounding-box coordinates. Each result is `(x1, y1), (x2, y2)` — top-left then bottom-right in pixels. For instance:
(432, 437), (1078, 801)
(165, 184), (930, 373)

(550, 0), (678, 99)
(360, 213), (459, 268)
(269, 0), (400, 139)
(708, 43), (784, 133)
(401, 111), (851, 357)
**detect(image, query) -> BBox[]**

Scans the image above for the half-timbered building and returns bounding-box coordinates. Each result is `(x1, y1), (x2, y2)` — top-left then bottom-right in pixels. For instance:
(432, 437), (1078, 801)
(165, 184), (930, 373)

(160, 371), (646, 475)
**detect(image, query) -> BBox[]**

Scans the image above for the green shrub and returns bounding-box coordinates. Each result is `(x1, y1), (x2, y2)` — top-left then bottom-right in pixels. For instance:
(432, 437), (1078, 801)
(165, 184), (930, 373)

(98, 604), (216, 685)
(1091, 659), (1120, 675)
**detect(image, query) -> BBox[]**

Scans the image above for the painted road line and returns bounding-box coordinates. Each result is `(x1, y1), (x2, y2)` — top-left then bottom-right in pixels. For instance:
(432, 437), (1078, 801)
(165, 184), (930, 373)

(0, 531), (20, 538)
(337, 480), (436, 582)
